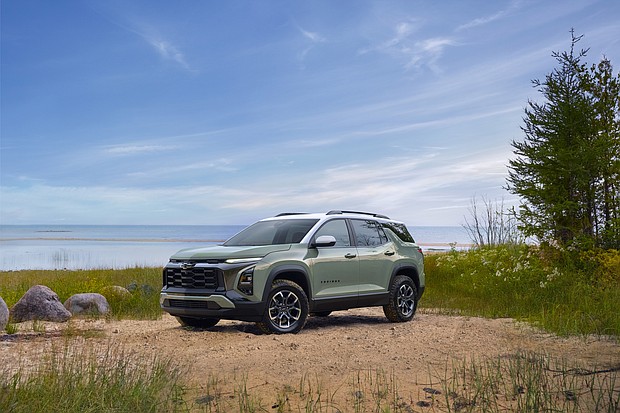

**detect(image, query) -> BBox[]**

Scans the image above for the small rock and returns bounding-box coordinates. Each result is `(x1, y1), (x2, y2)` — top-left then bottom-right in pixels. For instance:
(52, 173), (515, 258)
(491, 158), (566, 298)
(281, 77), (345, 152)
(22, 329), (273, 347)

(196, 395), (215, 404)
(423, 387), (441, 395)
(416, 400), (431, 407)
(564, 390), (577, 402)
(64, 293), (110, 316)
(10, 285), (71, 323)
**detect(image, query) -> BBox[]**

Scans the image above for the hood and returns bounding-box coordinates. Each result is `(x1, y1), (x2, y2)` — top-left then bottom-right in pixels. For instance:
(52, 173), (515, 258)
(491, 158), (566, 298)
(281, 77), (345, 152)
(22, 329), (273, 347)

(170, 244), (292, 260)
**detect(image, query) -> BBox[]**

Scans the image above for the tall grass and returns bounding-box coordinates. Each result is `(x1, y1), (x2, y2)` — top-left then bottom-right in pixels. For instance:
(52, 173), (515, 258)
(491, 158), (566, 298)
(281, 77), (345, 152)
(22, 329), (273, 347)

(0, 341), (187, 413)
(421, 244), (620, 336)
(439, 352), (620, 413)
(0, 267), (162, 319)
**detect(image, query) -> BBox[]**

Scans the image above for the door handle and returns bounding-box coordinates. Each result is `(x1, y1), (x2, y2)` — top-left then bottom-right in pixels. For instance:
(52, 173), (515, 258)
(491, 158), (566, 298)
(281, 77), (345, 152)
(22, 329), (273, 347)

(384, 251), (395, 256)
(344, 253), (357, 259)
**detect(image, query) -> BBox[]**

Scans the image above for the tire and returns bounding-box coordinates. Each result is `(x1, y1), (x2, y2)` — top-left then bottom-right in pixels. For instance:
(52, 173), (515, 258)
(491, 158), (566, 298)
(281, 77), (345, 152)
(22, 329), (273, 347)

(257, 280), (309, 334)
(383, 275), (418, 322)
(176, 316), (220, 329)
(311, 311), (332, 317)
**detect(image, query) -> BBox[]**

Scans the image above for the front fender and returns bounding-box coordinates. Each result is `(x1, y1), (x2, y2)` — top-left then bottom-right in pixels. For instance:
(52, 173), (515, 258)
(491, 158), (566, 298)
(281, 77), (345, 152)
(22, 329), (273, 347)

(260, 264), (312, 303)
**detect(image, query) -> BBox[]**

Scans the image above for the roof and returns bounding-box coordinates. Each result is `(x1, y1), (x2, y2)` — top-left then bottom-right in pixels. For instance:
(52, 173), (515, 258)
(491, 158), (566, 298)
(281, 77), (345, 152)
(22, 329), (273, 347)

(266, 210), (401, 223)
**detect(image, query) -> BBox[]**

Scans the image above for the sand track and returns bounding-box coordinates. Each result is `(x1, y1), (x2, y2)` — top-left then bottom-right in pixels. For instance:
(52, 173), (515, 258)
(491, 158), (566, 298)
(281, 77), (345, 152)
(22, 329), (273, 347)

(2, 308), (619, 411)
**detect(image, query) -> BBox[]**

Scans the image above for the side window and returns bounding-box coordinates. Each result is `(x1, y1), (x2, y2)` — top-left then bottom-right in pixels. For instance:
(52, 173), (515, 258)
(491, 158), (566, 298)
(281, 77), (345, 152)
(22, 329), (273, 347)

(351, 220), (389, 247)
(381, 222), (415, 243)
(313, 219), (351, 247)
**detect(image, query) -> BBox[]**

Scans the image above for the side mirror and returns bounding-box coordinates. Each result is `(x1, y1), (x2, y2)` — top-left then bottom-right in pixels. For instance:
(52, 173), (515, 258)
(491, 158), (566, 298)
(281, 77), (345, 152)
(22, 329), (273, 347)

(313, 235), (337, 248)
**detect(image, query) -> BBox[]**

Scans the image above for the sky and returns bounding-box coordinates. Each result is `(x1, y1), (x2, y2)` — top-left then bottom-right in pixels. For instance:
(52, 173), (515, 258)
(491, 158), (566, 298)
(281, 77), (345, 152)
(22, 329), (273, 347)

(1, 0), (619, 226)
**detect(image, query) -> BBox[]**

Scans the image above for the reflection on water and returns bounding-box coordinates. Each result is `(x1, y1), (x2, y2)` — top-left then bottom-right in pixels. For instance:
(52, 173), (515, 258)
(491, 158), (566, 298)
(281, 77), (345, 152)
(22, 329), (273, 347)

(0, 240), (220, 271)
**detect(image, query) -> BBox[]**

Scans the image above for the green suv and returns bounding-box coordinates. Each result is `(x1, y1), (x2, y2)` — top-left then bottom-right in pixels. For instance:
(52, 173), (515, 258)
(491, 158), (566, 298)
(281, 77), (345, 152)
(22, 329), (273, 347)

(160, 210), (425, 334)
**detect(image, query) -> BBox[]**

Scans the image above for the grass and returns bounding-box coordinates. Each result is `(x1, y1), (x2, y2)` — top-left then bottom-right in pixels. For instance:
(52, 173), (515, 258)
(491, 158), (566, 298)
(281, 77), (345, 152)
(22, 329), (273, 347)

(437, 352), (620, 413)
(0, 267), (162, 320)
(0, 341), (187, 413)
(420, 244), (620, 337)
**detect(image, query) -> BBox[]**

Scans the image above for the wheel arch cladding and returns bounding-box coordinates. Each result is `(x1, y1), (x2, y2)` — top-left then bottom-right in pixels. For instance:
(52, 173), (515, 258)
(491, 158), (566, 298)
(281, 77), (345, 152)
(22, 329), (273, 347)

(265, 266), (311, 301)
(393, 266), (419, 292)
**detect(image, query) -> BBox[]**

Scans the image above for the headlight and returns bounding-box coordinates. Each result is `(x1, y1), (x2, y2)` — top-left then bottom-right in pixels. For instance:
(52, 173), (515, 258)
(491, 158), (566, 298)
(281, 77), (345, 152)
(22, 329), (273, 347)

(237, 266), (254, 295)
(225, 257), (262, 264)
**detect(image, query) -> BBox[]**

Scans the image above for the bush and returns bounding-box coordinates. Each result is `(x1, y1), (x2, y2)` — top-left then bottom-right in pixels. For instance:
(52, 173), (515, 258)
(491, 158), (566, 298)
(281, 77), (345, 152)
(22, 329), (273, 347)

(422, 245), (620, 336)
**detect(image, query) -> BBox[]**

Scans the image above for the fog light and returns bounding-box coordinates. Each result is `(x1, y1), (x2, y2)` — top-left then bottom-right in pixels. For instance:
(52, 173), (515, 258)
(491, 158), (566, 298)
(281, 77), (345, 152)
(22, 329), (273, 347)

(237, 267), (254, 295)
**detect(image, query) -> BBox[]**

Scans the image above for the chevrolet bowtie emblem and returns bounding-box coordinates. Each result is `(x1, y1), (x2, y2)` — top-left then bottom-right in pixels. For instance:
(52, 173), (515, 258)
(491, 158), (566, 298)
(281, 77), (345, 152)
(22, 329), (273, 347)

(180, 262), (196, 270)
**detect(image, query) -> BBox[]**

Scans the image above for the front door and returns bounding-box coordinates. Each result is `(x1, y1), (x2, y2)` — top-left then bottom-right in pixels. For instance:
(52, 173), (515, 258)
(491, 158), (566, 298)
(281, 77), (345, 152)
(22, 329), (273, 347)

(309, 219), (359, 299)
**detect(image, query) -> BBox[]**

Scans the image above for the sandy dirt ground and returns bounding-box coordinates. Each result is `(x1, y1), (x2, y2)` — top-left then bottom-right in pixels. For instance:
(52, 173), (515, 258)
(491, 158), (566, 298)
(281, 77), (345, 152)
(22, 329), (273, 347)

(2, 308), (619, 411)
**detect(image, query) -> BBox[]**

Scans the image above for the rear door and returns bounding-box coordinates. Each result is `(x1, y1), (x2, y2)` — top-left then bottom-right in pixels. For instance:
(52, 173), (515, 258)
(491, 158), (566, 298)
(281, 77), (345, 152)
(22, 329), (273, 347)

(350, 219), (395, 297)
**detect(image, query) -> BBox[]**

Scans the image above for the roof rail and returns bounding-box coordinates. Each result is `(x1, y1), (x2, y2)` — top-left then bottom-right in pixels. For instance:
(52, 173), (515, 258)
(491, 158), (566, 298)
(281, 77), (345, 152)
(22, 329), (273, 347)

(326, 210), (390, 219)
(275, 212), (309, 217)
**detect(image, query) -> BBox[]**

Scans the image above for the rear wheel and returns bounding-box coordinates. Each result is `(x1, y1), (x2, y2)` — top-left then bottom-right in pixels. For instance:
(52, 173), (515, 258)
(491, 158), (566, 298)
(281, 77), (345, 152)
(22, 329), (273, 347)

(257, 280), (309, 334)
(383, 275), (418, 322)
(176, 316), (220, 329)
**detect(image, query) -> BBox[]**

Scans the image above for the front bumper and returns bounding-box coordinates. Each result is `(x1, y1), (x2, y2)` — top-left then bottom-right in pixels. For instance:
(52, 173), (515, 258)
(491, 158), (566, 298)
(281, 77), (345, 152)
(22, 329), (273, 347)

(160, 289), (266, 322)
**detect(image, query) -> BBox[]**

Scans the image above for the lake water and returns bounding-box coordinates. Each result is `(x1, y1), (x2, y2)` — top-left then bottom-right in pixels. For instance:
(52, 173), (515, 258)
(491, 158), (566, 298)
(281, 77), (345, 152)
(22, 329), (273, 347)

(0, 225), (470, 270)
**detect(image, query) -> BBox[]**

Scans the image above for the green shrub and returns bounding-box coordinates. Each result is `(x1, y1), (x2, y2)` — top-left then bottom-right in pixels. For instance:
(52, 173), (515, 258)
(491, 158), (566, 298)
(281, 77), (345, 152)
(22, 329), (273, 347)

(422, 245), (620, 336)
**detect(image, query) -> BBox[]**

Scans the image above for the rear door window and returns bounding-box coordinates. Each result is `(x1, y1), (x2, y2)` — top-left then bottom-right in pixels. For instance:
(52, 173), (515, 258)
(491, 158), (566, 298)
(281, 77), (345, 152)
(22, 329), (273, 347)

(351, 220), (388, 247)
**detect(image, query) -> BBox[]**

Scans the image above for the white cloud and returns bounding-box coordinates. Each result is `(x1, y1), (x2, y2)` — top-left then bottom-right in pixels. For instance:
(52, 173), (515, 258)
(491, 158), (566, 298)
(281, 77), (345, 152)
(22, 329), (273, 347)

(296, 25), (326, 62)
(1, 146), (511, 226)
(103, 144), (177, 155)
(299, 27), (326, 43)
(360, 20), (455, 72)
(92, 4), (193, 71)
(146, 37), (190, 69)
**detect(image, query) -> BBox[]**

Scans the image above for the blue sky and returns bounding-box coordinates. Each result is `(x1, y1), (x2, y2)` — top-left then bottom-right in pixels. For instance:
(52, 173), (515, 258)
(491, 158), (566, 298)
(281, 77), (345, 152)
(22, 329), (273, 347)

(1, 0), (619, 226)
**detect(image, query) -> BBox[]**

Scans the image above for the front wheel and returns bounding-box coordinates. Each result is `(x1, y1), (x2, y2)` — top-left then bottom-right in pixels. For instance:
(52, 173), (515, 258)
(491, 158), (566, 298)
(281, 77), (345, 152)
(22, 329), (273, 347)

(257, 280), (309, 334)
(383, 275), (418, 322)
(176, 316), (220, 329)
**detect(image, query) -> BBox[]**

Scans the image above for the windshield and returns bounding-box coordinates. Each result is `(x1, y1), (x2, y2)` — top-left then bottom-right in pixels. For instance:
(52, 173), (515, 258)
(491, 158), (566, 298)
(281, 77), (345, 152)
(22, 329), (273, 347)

(224, 219), (319, 246)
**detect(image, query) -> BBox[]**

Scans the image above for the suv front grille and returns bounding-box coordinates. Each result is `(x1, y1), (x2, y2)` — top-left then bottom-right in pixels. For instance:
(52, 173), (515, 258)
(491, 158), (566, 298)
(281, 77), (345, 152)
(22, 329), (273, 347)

(165, 267), (221, 289)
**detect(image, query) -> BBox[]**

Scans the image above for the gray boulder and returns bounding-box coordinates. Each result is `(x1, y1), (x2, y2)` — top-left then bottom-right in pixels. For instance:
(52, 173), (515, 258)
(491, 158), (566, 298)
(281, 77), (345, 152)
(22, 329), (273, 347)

(0, 297), (8, 331)
(64, 293), (110, 316)
(10, 285), (71, 323)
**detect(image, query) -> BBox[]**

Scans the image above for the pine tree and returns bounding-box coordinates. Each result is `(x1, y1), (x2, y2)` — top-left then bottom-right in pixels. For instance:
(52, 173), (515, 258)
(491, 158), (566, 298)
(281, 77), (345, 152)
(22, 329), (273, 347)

(507, 31), (620, 247)
(583, 58), (620, 247)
